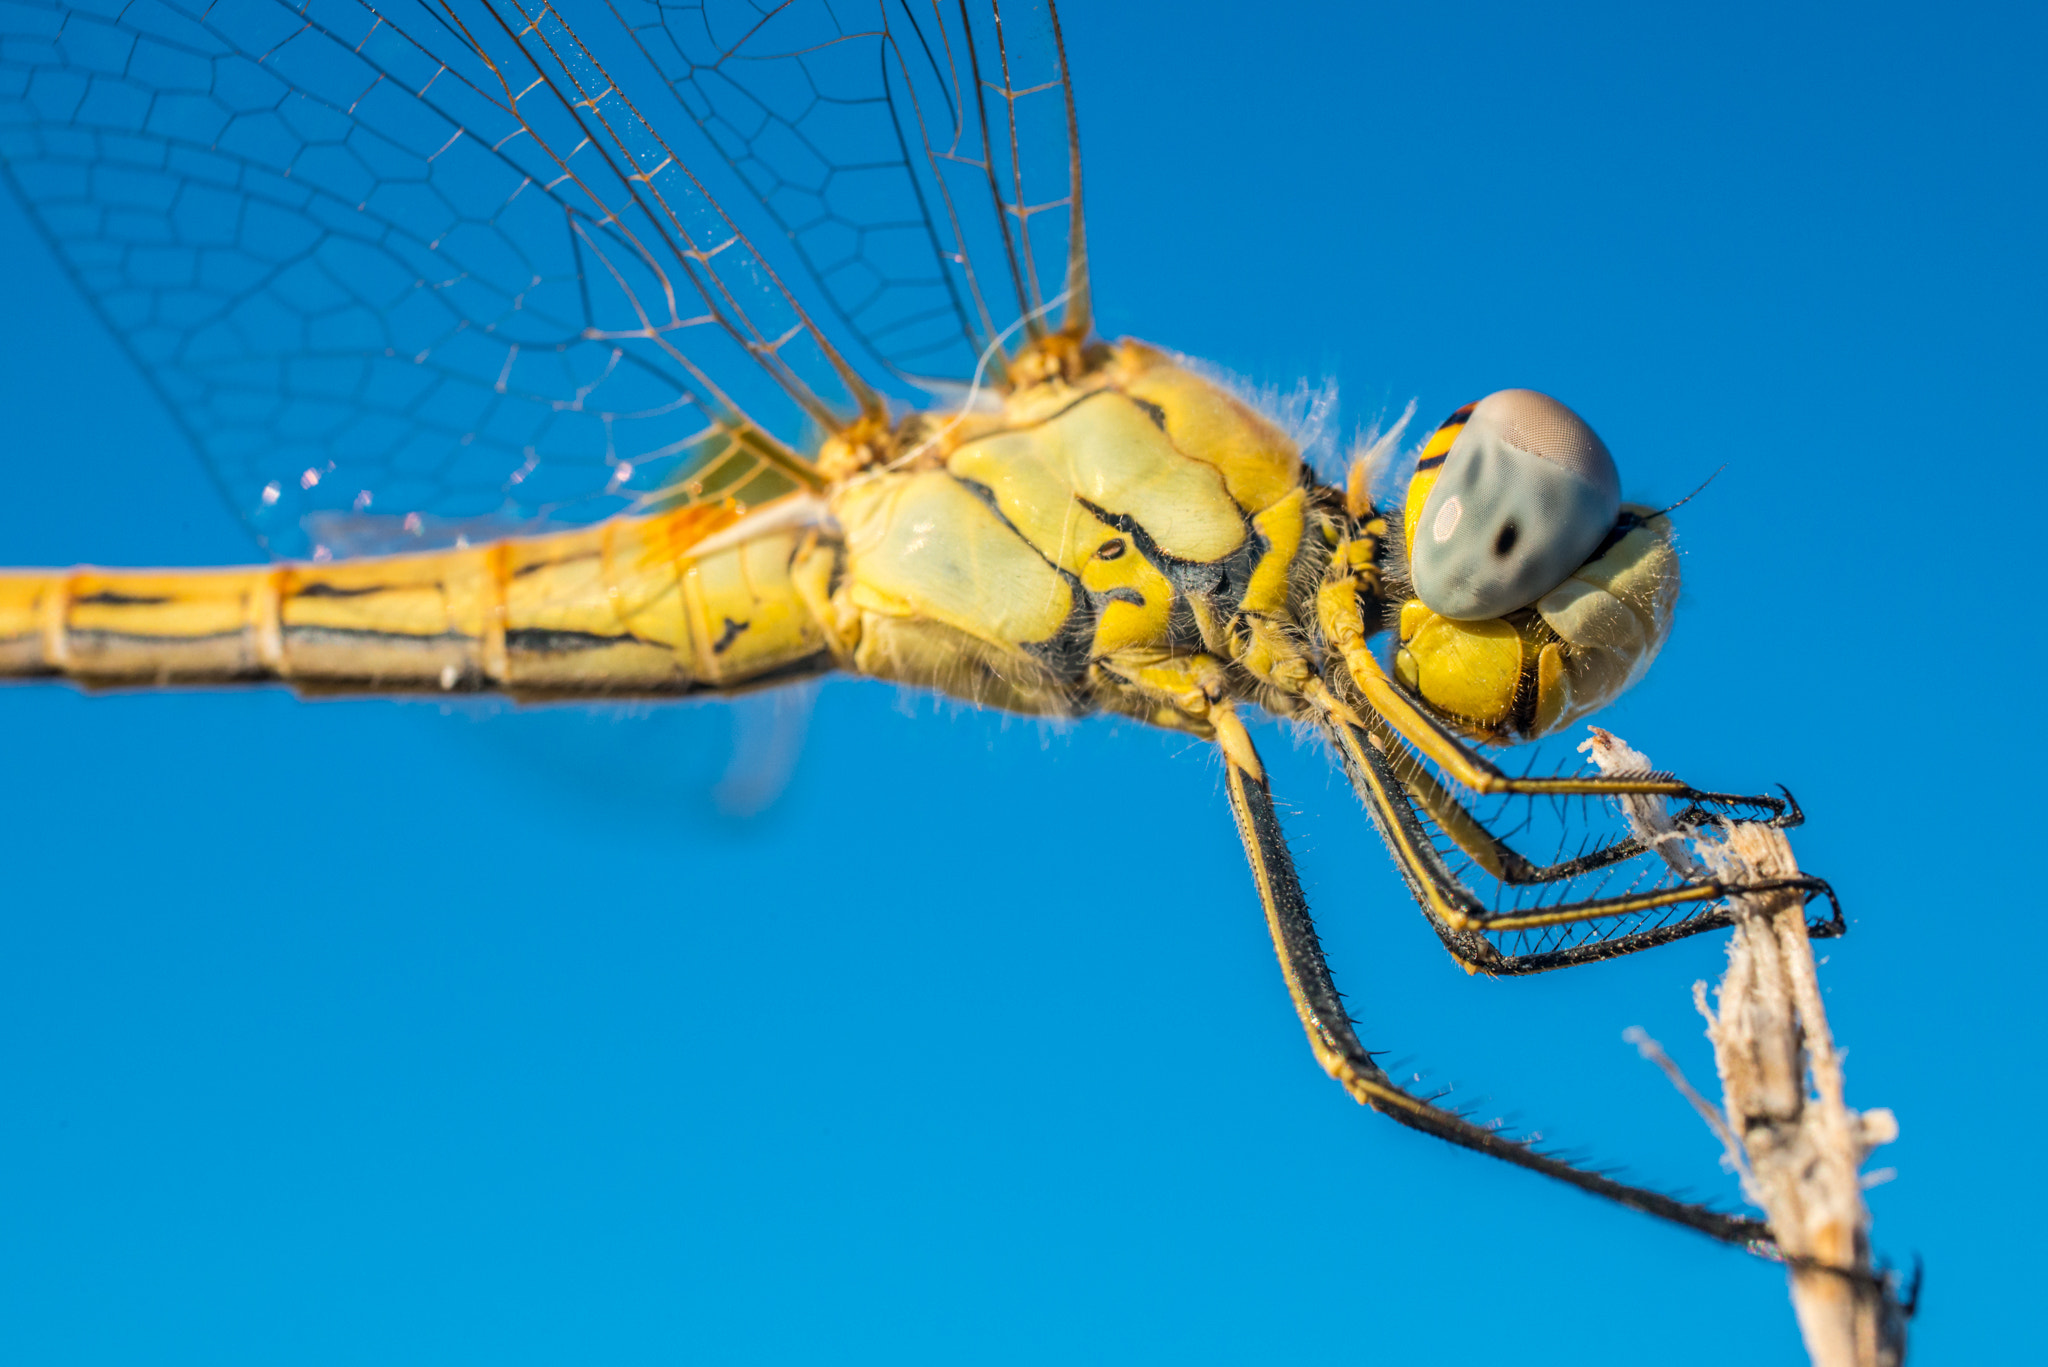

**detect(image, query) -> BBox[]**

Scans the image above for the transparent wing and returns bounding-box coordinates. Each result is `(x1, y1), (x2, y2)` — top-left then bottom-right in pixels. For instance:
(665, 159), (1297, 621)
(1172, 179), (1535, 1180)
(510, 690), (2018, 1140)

(624, 0), (1088, 388)
(0, 0), (1089, 556)
(2, 0), (983, 556)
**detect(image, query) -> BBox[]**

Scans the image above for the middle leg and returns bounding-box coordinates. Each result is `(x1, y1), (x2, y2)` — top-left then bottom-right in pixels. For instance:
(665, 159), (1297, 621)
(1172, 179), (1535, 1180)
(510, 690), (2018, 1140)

(1212, 703), (1772, 1247)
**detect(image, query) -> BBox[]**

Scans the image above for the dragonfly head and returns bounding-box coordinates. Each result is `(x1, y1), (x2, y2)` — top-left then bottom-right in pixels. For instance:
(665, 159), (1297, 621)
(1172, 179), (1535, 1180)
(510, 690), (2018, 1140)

(1402, 390), (1620, 621)
(1382, 392), (1679, 743)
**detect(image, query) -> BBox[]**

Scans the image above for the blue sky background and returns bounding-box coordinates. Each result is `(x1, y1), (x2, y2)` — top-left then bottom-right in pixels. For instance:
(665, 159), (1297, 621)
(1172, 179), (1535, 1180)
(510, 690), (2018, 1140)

(0, 1), (2041, 1362)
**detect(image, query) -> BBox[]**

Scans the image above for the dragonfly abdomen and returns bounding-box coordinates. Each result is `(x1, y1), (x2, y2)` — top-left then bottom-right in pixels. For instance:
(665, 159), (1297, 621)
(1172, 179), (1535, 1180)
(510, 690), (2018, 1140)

(0, 496), (838, 698)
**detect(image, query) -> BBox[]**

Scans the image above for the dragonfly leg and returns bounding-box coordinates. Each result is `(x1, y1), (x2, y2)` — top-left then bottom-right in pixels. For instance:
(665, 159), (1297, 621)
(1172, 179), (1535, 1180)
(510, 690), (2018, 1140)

(1306, 685), (1842, 975)
(1212, 717), (1777, 1254)
(1213, 708), (1772, 1248)
(1347, 697), (1654, 886)
(1091, 650), (1263, 766)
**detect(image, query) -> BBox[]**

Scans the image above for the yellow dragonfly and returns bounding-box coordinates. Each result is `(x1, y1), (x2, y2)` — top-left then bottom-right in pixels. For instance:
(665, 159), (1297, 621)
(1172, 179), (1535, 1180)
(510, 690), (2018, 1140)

(0, 0), (1839, 1249)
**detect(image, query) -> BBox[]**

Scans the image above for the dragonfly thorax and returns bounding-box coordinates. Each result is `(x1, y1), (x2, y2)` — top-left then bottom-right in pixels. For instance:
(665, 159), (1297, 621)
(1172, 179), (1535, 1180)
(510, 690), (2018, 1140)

(820, 341), (1326, 727)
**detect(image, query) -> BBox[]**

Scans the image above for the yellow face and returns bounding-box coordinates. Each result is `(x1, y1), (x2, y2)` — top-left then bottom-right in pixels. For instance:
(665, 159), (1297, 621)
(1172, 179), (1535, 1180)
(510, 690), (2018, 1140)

(1395, 398), (1679, 742)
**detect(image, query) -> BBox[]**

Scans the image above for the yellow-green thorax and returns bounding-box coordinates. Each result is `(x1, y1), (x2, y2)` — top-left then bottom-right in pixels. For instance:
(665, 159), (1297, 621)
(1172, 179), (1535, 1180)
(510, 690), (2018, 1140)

(820, 341), (1322, 720)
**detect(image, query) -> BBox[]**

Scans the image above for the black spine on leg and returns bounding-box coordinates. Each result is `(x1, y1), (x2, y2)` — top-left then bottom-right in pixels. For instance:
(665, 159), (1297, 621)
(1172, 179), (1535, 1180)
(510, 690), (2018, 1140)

(1221, 741), (1773, 1250)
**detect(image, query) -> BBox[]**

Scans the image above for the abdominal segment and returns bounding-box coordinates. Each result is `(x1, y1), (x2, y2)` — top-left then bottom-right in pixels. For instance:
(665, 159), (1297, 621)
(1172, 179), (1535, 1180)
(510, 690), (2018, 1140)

(0, 496), (836, 697)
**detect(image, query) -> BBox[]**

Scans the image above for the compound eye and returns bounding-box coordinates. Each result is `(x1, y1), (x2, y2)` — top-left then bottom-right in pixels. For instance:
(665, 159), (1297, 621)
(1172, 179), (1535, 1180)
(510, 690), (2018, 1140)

(1409, 389), (1622, 621)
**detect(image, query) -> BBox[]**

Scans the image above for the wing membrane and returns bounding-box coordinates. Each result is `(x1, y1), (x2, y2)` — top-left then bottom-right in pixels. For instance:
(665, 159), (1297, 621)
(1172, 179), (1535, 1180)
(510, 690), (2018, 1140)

(0, 0), (1086, 556)
(609, 0), (1087, 387)
(5, 0), (1037, 557)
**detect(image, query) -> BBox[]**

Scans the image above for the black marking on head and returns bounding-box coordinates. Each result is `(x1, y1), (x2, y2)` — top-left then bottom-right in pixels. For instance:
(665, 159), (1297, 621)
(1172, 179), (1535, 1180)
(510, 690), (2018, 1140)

(72, 591), (173, 607)
(1494, 521), (1519, 557)
(711, 616), (749, 654)
(1583, 509), (1649, 566)
(1129, 396), (1169, 431)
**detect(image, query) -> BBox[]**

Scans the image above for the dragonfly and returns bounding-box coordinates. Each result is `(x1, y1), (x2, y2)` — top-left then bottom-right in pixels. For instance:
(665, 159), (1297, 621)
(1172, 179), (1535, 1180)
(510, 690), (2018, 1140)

(0, 0), (1841, 1250)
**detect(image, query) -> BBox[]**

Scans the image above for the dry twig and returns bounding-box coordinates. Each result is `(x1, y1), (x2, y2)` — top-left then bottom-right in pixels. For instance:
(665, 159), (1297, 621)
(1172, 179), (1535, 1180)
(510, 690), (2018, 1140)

(1583, 730), (1910, 1367)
